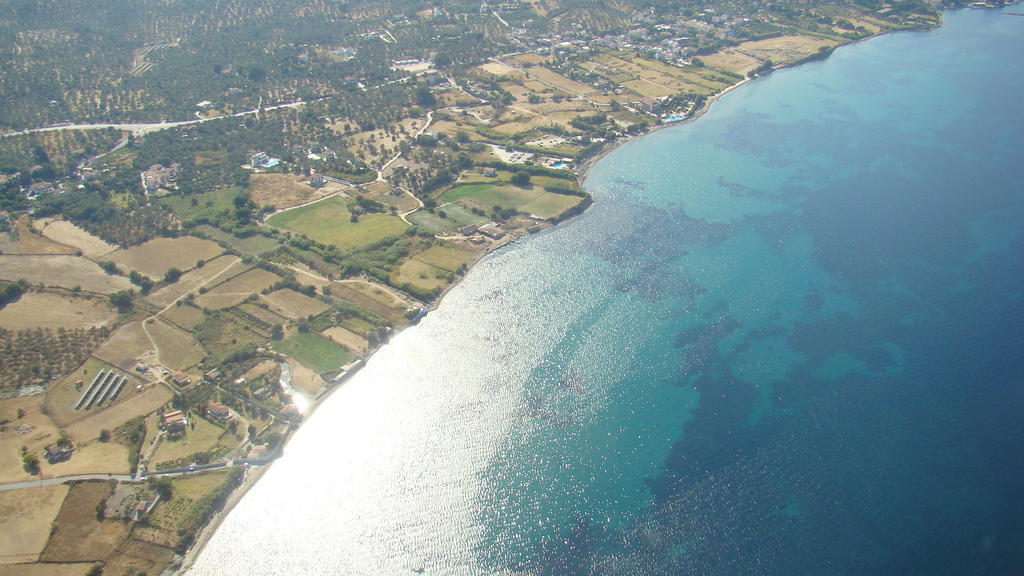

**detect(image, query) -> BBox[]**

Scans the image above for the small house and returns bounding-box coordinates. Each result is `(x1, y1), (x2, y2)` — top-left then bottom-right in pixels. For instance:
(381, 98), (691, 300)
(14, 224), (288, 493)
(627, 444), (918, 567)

(162, 410), (187, 435)
(171, 372), (191, 387)
(207, 402), (232, 420)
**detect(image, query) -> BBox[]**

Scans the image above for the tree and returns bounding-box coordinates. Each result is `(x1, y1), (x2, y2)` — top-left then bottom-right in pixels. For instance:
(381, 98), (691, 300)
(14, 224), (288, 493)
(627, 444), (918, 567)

(511, 171), (531, 187)
(164, 267), (182, 283)
(109, 290), (134, 312)
(22, 452), (39, 475)
(99, 429), (111, 442)
(415, 86), (436, 108)
(433, 52), (453, 68)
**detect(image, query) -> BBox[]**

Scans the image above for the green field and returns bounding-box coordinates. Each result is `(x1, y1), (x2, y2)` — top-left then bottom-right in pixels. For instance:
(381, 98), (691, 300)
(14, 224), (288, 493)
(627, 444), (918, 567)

(195, 225), (280, 255)
(440, 183), (582, 219)
(267, 197), (408, 249)
(413, 245), (475, 272)
(274, 331), (353, 374)
(406, 203), (488, 234)
(161, 188), (241, 223)
(390, 258), (450, 293)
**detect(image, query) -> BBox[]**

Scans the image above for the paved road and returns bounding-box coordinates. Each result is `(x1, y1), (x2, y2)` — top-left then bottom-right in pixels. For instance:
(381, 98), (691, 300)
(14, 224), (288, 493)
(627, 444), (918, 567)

(0, 460), (240, 492)
(1, 100), (308, 138)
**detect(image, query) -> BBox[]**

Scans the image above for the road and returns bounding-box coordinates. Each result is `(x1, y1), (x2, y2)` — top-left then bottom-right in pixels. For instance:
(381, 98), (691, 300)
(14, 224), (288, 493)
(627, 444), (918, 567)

(0, 461), (232, 493)
(1, 100), (309, 138)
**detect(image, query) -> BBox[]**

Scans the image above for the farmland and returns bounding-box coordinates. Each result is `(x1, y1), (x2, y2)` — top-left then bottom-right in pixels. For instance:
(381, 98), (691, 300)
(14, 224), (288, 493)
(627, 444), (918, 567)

(267, 197), (408, 249)
(144, 254), (244, 309)
(274, 331), (353, 374)
(39, 482), (130, 563)
(0, 255), (133, 294)
(0, 485), (69, 565)
(262, 288), (330, 320)
(406, 203), (488, 234)
(0, 291), (116, 330)
(34, 218), (117, 258)
(194, 267), (281, 310)
(250, 173), (339, 210)
(440, 183), (583, 220)
(104, 236), (224, 280)
(146, 318), (206, 370)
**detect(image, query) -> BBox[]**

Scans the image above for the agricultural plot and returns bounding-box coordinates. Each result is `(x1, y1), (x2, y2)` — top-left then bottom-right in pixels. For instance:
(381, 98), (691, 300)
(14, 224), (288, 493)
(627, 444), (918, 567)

(144, 254), (243, 309)
(523, 67), (600, 96)
(104, 236), (223, 280)
(7, 217), (78, 255)
(274, 331), (353, 375)
(0, 255), (133, 294)
(194, 312), (268, 361)
(147, 318), (206, 370)
(620, 78), (676, 98)
(194, 225), (280, 255)
(34, 218), (117, 258)
(93, 321), (154, 369)
(39, 482), (130, 563)
(407, 203), (488, 234)
(249, 174), (338, 211)
(100, 538), (175, 576)
(440, 183), (583, 220)
(413, 245), (475, 272)
(159, 303), (206, 330)
(194, 267), (281, 311)
(160, 187), (239, 224)
(0, 292), (115, 330)
(262, 288), (330, 320)
(268, 197), (408, 249)
(735, 35), (842, 66)
(0, 485), (69, 565)
(0, 563), (97, 576)
(328, 281), (408, 325)
(701, 49), (764, 76)
(390, 259), (451, 293)
(321, 326), (369, 355)
(238, 303), (287, 327)
(477, 61), (524, 77)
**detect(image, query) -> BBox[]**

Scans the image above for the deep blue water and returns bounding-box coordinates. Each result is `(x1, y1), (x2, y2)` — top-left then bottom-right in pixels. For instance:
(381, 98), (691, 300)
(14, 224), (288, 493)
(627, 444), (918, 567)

(190, 8), (1024, 575)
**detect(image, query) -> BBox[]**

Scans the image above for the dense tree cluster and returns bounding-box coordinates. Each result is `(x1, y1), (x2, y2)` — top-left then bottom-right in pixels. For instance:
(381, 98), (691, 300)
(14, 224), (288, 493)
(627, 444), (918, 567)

(0, 325), (110, 390)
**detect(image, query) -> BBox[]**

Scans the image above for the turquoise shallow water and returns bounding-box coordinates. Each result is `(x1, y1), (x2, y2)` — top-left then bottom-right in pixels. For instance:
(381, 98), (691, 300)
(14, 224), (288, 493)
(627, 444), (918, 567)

(189, 7), (1024, 575)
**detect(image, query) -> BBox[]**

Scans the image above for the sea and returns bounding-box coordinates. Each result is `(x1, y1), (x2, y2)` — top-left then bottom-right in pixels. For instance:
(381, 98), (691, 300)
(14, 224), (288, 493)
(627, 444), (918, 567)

(188, 7), (1024, 575)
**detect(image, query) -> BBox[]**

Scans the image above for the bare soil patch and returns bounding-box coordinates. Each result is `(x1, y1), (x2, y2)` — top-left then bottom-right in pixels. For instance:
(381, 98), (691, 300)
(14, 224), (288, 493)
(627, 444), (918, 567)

(93, 322), (154, 370)
(0, 485), (69, 564)
(262, 289), (330, 320)
(146, 319), (206, 370)
(11, 217), (77, 255)
(0, 563), (98, 576)
(736, 35), (841, 66)
(144, 254), (243, 309)
(40, 482), (130, 563)
(287, 357), (326, 396)
(250, 173), (334, 210)
(0, 255), (133, 294)
(0, 292), (115, 331)
(101, 538), (174, 576)
(104, 237), (223, 280)
(34, 218), (116, 258)
(321, 326), (369, 355)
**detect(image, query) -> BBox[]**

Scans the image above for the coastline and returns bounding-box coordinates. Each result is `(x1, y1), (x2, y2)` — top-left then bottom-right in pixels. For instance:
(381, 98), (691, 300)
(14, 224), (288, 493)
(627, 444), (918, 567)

(170, 17), (946, 575)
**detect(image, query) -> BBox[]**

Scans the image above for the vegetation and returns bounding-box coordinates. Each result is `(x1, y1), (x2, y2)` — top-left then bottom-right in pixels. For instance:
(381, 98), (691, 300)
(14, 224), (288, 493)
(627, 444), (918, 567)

(0, 325), (110, 392)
